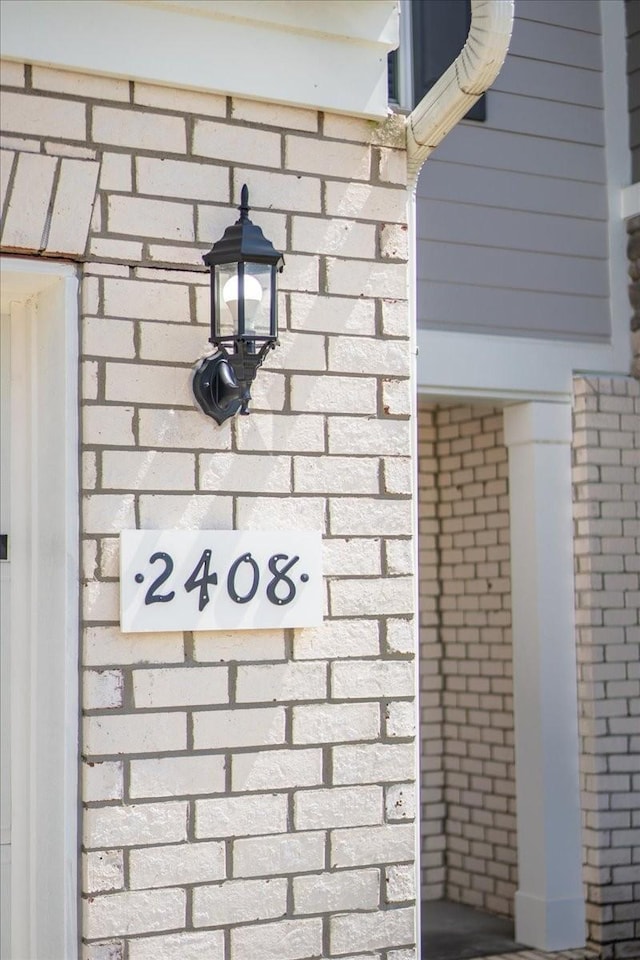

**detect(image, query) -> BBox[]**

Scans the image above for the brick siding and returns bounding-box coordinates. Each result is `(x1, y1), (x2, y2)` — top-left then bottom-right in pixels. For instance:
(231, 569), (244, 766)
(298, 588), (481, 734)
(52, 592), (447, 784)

(1, 62), (416, 958)
(573, 376), (640, 960)
(418, 403), (516, 918)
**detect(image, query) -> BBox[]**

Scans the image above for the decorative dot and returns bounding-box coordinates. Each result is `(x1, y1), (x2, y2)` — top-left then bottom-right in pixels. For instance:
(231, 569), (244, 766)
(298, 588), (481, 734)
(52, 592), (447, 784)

(300, 573), (309, 583)
(135, 573), (144, 584)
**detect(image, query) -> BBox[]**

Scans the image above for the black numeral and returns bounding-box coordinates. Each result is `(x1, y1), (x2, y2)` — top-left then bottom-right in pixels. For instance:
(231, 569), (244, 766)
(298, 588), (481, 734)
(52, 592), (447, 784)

(266, 553), (299, 606)
(184, 549), (218, 612)
(227, 552), (259, 604)
(145, 552), (175, 605)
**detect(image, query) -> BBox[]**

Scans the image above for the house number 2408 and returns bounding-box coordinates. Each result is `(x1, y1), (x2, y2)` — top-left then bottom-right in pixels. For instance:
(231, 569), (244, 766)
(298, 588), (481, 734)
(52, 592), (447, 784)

(136, 549), (310, 612)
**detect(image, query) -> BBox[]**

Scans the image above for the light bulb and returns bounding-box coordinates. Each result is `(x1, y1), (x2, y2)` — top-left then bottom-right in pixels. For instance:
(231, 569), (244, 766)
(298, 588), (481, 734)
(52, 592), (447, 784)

(222, 273), (263, 325)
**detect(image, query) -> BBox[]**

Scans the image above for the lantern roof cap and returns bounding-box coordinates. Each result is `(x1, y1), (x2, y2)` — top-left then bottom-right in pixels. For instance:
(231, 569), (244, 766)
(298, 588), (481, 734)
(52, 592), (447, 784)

(203, 184), (284, 267)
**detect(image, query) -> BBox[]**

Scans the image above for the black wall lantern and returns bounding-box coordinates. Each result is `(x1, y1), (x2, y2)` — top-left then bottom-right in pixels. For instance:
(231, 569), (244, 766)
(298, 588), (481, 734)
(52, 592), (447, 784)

(193, 184), (284, 424)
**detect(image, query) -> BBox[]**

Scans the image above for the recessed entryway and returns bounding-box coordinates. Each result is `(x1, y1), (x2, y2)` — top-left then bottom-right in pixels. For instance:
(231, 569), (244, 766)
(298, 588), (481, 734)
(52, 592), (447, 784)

(417, 398), (585, 955)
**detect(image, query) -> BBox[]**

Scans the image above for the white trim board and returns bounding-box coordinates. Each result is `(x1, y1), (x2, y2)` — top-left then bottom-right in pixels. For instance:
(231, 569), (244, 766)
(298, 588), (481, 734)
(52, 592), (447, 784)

(0, 257), (79, 960)
(0, 0), (398, 118)
(622, 183), (640, 220)
(416, 324), (632, 402)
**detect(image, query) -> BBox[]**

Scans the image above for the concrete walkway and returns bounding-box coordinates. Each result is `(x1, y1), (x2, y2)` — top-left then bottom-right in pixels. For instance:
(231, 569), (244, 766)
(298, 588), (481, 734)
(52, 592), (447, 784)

(466, 952), (599, 960)
(421, 900), (599, 960)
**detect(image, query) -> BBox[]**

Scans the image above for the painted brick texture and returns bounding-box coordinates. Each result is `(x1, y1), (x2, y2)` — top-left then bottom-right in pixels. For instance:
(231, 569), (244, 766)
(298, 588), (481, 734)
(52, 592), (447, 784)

(573, 377), (640, 960)
(418, 403), (516, 918)
(1, 62), (415, 957)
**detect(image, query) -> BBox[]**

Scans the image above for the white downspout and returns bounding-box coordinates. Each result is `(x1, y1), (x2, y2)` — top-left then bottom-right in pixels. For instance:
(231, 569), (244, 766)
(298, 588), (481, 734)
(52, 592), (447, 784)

(405, 0), (514, 952)
(406, 0), (514, 187)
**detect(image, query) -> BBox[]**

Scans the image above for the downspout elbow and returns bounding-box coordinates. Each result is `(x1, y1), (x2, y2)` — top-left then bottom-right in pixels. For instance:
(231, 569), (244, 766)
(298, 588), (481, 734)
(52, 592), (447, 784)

(406, 0), (514, 187)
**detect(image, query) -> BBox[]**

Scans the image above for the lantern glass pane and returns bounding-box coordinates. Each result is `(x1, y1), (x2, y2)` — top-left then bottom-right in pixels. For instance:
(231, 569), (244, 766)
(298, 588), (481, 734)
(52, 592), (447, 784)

(244, 262), (272, 339)
(215, 263), (239, 340)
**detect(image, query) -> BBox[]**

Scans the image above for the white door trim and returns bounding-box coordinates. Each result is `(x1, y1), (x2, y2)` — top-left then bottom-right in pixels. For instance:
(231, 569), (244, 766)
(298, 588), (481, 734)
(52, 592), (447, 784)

(1, 256), (79, 960)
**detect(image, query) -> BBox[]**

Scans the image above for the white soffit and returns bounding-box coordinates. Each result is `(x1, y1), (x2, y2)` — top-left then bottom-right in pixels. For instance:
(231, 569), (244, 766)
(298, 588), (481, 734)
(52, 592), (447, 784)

(0, 0), (399, 118)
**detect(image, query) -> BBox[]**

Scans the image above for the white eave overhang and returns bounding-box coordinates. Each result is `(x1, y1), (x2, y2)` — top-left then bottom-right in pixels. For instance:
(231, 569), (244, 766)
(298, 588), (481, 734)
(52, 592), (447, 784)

(0, 0), (399, 118)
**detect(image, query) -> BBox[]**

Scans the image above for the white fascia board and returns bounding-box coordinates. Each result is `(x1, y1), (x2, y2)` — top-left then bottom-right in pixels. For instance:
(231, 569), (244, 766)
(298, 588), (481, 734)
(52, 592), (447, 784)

(0, 0), (398, 118)
(416, 327), (632, 403)
(134, 0), (399, 46)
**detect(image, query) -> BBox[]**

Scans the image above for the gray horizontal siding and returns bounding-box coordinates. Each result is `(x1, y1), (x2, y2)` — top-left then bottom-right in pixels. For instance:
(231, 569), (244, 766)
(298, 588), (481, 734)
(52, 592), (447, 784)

(416, 0), (611, 343)
(430, 126), (605, 183)
(421, 200), (608, 259)
(422, 162), (607, 220)
(508, 16), (602, 69)
(493, 55), (603, 107)
(516, 0), (601, 33)
(418, 282), (609, 340)
(420, 243), (608, 298)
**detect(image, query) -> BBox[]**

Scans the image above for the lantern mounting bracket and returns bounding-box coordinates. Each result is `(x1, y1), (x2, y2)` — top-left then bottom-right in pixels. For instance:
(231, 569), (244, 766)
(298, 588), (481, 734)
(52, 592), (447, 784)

(192, 340), (277, 425)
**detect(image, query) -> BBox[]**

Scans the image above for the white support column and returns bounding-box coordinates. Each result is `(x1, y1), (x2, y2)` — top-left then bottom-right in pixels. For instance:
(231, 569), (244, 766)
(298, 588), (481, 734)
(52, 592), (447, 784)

(503, 401), (585, 952)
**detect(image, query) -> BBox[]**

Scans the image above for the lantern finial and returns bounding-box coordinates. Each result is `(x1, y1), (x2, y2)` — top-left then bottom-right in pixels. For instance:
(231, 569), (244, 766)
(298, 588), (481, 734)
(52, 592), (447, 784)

(239, 184), (250, 222)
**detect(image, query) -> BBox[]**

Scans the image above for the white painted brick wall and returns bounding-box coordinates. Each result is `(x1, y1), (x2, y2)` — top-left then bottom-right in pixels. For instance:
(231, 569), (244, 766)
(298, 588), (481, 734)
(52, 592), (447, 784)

(232, 747), (323, 791)
(128, 931), (224, 960)
(129, 840), (225, 889)
(294, 785), (383, 830)
(230, 917), (323, 960)
(84, 801), (187, 848)
(92, 106), (186, 152)
(285, 135), (371, 179)
(193, 119), (281, 167)
(294, 868), (380, 913)
(107, 196), (194, 242)
(135, 156), (229, 202)
(235, 661), (326, 702)
(328, 415), (411, 454)
(291, 374), (378, 415)
(0, 67), (416, 959)
(192, 877), (287, 927)
(330, 906), (414, 954)
(417, 402), (515, 914)
(293, 619), (380, 660)
(129, 755), (225, 798)
(84, 888), (185, 939)
(331, 823), (415, 868)
(1, 90), (86, 139)
(132, 666), (227, 707)
(289, 291), (376, 334)
(231, 96), (317, 131)
(573, 377), (640, 959)
(333, 742), (414, 785)
(330, 576), (414, 617)
(84, 850), (125, 893)
(323, 536), (382, 576)
(233, 831), (326, 877)
(292, 701), (380, 743)
(84, 713), (187, 756)
(194, 705), (285, 749)
(196, 794), (288, 839)
(83, 670), (124, 710)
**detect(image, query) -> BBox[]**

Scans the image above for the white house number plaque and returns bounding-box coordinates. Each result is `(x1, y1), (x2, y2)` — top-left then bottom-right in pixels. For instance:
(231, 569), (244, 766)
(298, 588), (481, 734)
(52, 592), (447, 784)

(120, 530), (323, 633)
